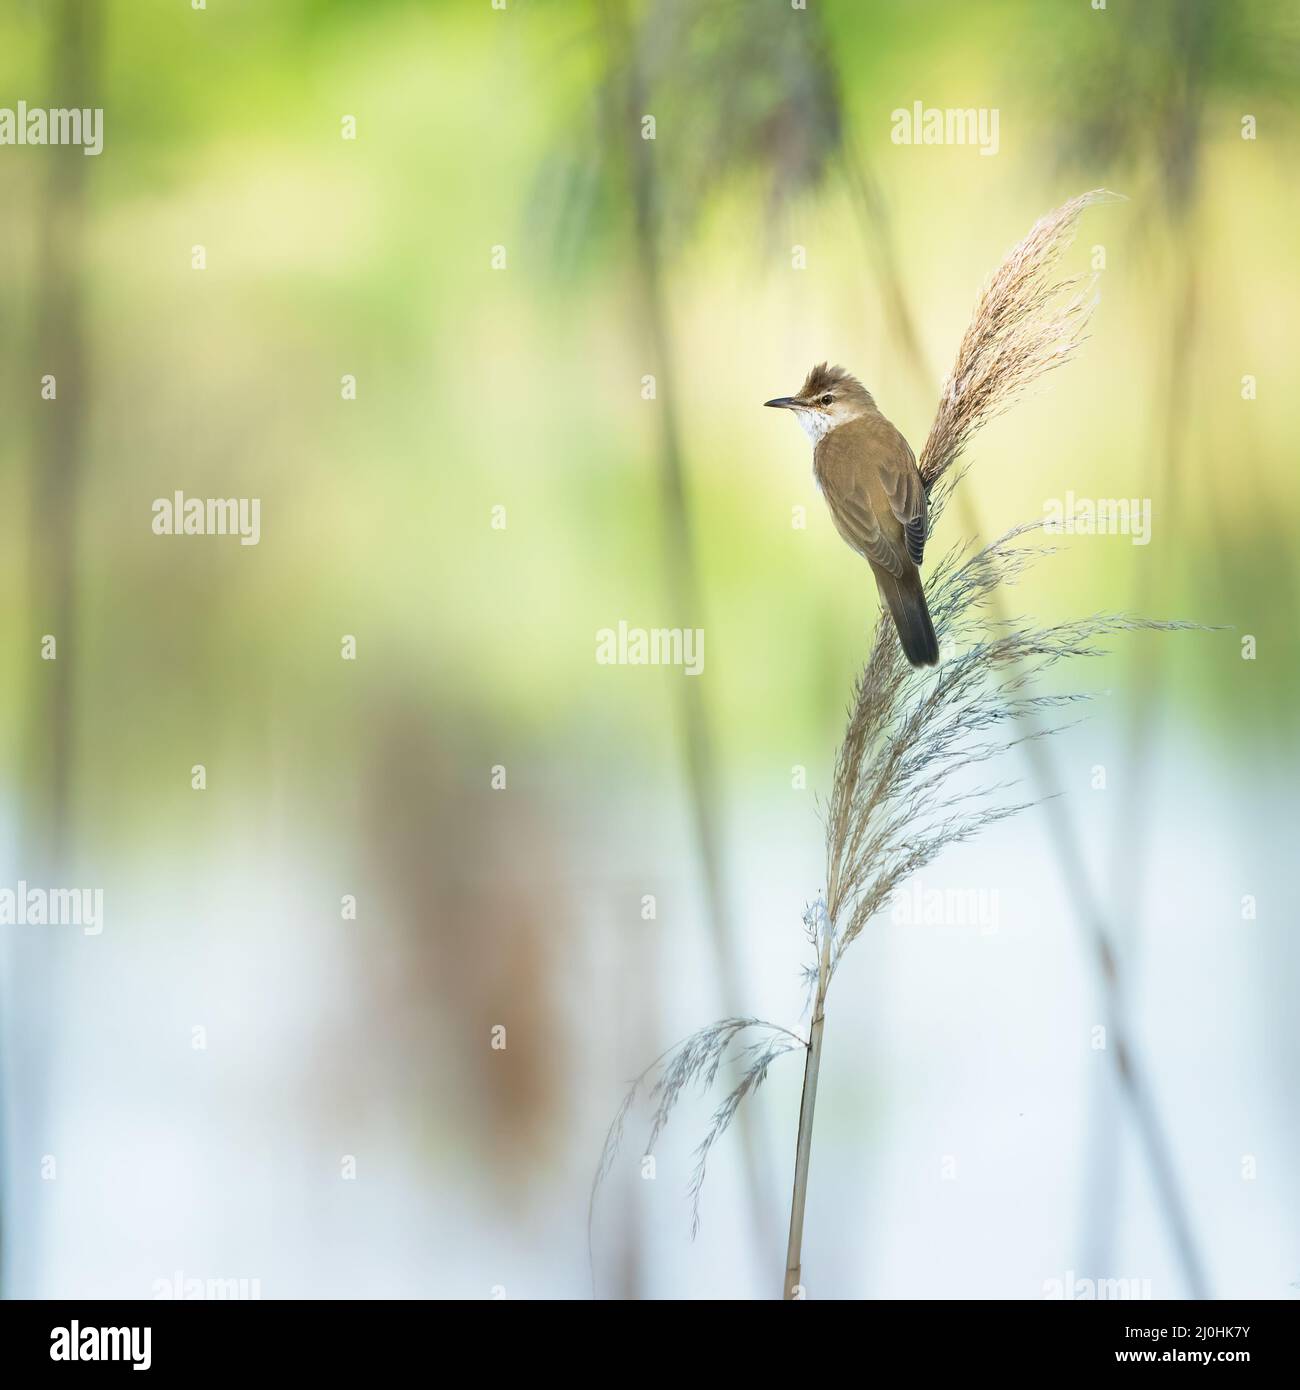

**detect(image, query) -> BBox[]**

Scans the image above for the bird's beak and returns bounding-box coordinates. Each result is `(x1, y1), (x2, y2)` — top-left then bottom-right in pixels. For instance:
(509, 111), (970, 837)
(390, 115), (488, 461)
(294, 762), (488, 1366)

(763, 396), (799, 410)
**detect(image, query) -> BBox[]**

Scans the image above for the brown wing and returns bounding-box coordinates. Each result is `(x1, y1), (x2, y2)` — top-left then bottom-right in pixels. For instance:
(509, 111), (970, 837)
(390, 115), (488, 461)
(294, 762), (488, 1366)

(816, 416), (925, 577)
(820, 468), (908, 578)
(879, 435), (928, 566)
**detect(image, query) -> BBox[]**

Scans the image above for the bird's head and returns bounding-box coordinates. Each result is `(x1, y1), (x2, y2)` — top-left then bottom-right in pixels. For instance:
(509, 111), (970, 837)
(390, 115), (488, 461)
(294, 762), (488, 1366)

(764, 362), (876, 444)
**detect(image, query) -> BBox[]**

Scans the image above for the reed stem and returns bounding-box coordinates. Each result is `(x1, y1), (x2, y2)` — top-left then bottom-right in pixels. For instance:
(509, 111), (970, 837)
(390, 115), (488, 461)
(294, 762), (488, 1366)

(784, 913), (835, 1299)
(782, 1008), (824, 1300)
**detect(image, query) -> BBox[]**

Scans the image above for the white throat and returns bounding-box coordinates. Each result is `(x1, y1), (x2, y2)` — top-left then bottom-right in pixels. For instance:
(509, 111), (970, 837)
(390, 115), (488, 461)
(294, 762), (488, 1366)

(794, 408), (835, 445)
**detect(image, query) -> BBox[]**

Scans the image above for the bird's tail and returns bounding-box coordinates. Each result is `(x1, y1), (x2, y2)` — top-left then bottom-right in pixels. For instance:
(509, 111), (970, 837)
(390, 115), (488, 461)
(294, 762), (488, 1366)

(876, 566), (939, 668)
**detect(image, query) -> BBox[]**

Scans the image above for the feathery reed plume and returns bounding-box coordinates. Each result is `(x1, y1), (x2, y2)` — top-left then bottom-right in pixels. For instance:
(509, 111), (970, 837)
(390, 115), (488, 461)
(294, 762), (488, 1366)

(588, 1017), (803, 1281)
(919, 189), (1118, 491)
(590, 192), (1198, 1300)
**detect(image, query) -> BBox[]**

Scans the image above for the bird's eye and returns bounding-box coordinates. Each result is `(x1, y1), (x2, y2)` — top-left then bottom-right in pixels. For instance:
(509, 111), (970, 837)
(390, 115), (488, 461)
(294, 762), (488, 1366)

(820, 394), (833, 406)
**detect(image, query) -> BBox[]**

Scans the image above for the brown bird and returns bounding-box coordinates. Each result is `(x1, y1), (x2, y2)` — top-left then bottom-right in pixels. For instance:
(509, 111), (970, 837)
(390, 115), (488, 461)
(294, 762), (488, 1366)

(765, 363), (939, 667)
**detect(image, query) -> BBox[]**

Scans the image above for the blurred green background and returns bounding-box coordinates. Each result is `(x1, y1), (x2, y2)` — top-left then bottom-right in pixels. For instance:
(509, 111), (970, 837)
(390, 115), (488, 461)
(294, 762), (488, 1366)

(1, 0), (1296, 1299)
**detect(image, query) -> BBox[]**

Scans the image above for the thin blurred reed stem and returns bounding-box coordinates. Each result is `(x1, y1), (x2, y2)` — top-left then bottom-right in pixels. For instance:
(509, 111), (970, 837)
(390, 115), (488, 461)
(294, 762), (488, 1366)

(25, 0), (99, 860)
(1087, 218), (1203, 1288)
(5, 0), (100, 1299)
(1033, 747), (1209, 1296)
(1056, 0), (1227, 1287)
(601, 0), (775, 1261)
